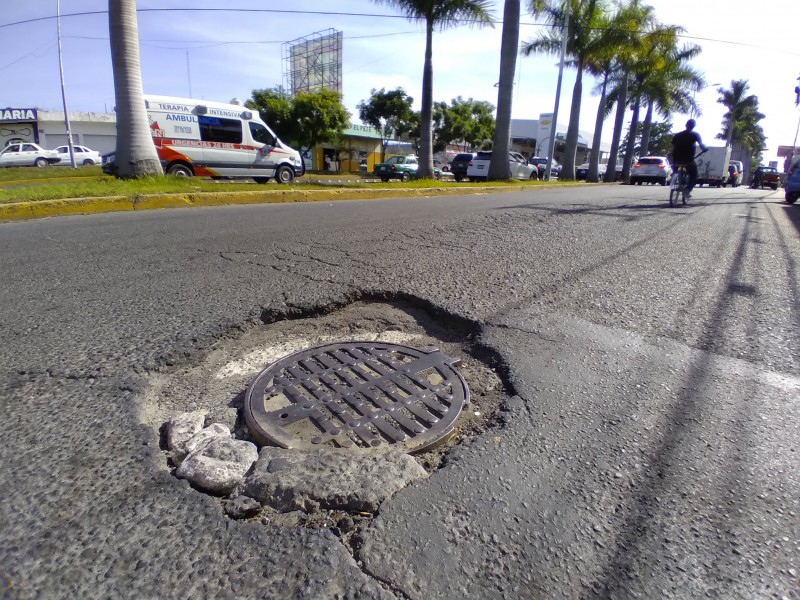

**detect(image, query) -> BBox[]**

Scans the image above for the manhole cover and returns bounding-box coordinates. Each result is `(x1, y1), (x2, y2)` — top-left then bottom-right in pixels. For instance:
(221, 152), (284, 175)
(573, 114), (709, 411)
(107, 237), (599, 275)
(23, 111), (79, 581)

(244, 341), (470, 453)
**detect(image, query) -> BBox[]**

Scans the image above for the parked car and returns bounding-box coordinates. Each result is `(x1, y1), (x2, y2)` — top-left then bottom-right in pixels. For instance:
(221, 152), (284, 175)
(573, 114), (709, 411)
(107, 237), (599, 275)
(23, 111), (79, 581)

(576, 162), (607, 180)
(450, 152), (476, 182)
(0, 142), (61, 168)
(467, 151), (538, 181)
(54, 145), (103, 165)
(630, 156), (672, 185)
(101, 151), (117, 176)
(373, 155), (441, 182)
(750, 165), (781, 190)
(529, 156), (561, 179)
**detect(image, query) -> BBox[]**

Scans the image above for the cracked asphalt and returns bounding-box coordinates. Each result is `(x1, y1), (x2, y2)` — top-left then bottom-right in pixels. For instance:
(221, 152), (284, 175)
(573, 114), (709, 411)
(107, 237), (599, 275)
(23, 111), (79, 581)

(1, 184), (798, 599)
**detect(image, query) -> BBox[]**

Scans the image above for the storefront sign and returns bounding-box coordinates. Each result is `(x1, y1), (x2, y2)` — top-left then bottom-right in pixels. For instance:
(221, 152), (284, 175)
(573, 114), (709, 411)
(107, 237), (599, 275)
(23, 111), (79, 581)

(0, 108), (37, 122)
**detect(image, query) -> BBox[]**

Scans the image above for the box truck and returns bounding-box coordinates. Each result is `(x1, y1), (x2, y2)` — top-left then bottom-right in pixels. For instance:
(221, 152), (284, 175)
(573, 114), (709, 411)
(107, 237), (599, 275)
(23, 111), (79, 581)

(695, 146), (731, 188)
(144, 95), (304, 183)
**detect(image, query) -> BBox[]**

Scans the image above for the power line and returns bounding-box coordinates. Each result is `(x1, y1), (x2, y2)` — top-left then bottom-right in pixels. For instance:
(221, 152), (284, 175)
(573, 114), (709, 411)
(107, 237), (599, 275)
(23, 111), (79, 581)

(2, 8), (798, 57)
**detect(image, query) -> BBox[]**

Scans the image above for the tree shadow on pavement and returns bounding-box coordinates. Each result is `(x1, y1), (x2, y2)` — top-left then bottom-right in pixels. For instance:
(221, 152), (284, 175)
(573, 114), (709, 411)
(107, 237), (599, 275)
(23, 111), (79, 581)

(781, 203), (800, 236)
(587, 202), (777, 597)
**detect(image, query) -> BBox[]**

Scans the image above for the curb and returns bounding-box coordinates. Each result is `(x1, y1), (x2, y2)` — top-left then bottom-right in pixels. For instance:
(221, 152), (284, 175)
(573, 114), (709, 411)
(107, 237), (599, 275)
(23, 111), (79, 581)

(0, 183), (558, 222)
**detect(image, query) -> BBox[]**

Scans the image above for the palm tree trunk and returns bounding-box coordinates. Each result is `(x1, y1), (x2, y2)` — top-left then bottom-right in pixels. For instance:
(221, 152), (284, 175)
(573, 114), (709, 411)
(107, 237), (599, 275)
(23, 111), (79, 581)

(639, 102), (654, 157)
(588, 72), (608, 183)
(109, 0), (162, 178)
(561, 67), (583, 181)
(603, 72), (628, 183)
(488, 0), (519, 180)
(621, 95), (640, 182)
(417, 18), (435, 179)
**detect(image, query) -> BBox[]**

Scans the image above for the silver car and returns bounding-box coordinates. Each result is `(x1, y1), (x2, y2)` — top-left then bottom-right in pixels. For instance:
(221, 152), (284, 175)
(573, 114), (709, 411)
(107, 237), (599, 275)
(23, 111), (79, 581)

(0, 142), (61, 168)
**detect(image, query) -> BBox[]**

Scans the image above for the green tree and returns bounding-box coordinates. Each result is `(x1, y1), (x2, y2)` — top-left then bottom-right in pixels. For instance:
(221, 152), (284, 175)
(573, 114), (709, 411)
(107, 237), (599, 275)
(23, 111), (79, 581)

(292, 89), (351, 152)
(372, 0), (494, 178)
(619, 120), (673, 159)
(434, 97), (495, 152)
(109, 0), (162, 178)
(716, 80), (766, 171)
(602, 0), (656, 182)
(247, 88), (349, 153)
(357, 87), (415, 162)
(524, 0), (618, 180)
(488, 0), (520, 180)
(628, 35), (703, 164)
(247, 88), (297, 146)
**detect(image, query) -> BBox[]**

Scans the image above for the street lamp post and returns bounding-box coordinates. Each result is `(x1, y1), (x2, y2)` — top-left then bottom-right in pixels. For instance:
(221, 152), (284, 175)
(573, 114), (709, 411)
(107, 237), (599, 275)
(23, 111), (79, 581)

(56, 0), (76, 168)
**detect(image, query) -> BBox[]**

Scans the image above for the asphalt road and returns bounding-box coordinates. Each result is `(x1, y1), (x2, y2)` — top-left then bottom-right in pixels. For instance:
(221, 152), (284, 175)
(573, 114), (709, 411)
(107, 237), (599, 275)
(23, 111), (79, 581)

(1, 183), (798, 599)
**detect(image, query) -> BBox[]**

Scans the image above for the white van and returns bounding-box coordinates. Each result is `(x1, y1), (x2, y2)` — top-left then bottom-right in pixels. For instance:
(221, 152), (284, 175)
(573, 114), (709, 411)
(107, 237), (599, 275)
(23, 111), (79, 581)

(144, 95), (303, 183)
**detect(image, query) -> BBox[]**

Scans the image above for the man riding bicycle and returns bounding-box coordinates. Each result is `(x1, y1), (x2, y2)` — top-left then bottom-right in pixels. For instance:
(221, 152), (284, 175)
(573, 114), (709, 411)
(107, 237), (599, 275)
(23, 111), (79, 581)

(671, 119), (707, 199)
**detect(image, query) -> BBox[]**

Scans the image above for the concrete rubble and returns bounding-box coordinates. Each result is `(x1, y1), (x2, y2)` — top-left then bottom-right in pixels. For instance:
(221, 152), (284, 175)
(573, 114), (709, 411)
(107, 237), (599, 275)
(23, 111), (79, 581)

(243, 446), (428, 513)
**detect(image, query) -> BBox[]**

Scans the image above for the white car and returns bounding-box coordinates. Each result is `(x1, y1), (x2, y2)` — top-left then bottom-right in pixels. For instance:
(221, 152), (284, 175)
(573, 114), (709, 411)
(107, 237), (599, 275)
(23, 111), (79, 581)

(630, 156), (673, 185)
(467, 151), (538, 181)
(54, 145), (103, 165)
(0, 142), (61, 168)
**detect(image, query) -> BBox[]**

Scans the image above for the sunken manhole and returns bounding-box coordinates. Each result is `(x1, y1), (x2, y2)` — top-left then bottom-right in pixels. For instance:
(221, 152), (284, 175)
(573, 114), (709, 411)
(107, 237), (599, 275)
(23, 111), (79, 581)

(244, 341), (469, 453)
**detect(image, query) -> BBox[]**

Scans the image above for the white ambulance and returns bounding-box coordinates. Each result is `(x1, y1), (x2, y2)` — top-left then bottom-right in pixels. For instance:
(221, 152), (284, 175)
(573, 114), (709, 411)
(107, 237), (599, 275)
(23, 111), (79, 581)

(144, 95), (304, 183)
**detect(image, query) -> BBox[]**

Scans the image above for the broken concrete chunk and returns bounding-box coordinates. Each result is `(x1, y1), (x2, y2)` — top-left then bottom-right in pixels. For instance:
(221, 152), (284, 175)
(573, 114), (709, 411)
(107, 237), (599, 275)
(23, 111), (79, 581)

(167, 412), (206, 454)
(243, 446), (427, 513)
(174, 422), (231, 465)
(175, 437), (258, 496)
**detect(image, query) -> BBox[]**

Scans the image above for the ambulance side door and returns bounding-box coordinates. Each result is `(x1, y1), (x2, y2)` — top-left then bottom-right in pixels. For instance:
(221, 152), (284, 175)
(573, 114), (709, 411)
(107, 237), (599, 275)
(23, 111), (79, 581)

(248, 122), (278, 174)
(198, 115), (247, 177)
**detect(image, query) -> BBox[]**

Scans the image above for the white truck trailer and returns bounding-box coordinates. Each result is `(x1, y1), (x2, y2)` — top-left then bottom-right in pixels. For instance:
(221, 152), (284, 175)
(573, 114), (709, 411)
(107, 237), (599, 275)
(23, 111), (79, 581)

(695, 146), (731, 188)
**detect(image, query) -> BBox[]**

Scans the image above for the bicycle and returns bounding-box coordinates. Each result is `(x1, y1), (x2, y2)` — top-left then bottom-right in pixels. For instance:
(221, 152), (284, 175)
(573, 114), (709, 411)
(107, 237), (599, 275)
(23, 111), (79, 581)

(668, 149), (706, 207)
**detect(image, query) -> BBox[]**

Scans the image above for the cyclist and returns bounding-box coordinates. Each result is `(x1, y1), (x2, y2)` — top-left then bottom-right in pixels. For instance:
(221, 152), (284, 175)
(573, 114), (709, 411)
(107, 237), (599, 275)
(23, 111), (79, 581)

(671, 119), (707, 199)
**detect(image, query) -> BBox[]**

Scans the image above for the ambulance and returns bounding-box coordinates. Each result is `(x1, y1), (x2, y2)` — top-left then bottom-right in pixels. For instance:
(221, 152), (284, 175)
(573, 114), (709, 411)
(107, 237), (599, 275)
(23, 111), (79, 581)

(144, 95), (304, 183)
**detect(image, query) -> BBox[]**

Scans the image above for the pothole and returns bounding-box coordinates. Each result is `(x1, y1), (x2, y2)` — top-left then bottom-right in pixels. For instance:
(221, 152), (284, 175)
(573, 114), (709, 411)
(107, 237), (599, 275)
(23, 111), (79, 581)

(141, 299), (511, 534)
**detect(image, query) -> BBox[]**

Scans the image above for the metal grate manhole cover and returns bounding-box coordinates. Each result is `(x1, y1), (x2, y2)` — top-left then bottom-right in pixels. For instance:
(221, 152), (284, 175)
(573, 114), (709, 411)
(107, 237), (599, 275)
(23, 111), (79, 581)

(244, 341), (470, 453)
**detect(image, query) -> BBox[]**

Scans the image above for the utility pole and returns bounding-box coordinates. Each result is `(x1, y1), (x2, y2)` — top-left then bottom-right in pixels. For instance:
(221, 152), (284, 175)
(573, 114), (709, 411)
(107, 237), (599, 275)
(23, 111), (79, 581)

(545, 0), (569, 181)
(57, 0), (76, 168)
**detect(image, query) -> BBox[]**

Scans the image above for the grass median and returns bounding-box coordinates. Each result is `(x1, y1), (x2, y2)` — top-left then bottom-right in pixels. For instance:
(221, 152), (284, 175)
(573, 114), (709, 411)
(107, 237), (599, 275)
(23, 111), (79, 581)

(0, 165), (566, 206)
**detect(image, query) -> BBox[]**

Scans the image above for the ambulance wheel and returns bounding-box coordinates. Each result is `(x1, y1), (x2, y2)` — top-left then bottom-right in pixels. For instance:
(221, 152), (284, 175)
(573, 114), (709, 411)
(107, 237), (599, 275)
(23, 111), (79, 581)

(167, 163), (192, 177)
(275, 165), (294, 184)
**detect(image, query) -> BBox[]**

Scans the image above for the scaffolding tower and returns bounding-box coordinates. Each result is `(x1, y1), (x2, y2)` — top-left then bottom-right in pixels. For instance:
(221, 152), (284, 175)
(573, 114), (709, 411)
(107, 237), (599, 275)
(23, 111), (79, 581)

(282, 29), (343, 96)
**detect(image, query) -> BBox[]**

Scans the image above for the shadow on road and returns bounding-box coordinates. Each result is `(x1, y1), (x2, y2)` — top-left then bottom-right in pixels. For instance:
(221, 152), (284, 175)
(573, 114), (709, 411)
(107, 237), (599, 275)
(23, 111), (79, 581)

(589, 200), (770, 596)
(781, 203), (800, 236)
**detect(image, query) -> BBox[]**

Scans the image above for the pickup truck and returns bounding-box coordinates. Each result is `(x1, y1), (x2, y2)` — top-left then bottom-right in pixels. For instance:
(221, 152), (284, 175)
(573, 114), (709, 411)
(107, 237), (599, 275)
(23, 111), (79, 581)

(374, 155), (441, 182)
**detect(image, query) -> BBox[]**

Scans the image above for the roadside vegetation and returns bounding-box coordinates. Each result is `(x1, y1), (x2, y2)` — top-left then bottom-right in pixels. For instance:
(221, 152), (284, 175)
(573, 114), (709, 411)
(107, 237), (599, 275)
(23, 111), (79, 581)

(0, 166), (566, 205)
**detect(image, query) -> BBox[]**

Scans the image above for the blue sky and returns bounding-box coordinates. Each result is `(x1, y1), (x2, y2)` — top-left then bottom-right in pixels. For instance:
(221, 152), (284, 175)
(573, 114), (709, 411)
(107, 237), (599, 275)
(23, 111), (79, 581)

(2, 1), (798, 164)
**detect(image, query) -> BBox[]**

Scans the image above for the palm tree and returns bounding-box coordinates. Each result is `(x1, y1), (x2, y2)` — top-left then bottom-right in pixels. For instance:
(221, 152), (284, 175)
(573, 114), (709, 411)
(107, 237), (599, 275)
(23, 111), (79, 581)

(602, 0), (656, 183)
(637, 45), (703, 156)
(523, 0), (613, 181)
(488, 0), (520, 180)
(108, 0), (162, 178)
(717, 80), (766, 173)
(583, 2), (638, 182)
(372, 0), (494, 178)
(717, 80), (761, 147)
